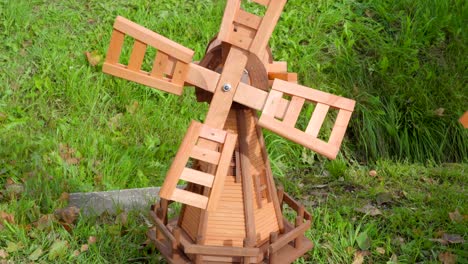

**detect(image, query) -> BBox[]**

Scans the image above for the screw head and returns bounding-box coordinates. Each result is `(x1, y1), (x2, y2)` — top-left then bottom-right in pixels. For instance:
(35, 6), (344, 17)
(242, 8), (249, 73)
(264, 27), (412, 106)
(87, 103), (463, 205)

(222, 83), (232, 92)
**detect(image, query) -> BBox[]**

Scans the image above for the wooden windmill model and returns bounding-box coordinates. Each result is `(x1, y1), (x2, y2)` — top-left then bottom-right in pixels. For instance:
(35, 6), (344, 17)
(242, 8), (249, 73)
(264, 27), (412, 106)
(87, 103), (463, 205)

(102, 0), (356, 263)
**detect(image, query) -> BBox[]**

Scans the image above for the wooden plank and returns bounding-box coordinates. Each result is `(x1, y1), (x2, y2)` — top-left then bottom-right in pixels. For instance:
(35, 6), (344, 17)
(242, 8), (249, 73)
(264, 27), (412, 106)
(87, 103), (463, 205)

(218, 0), (241, 42)
(190, 145), (221, 164)
(272, 79), (356, 111)
(228, 30), (254, 50)
(282, 96), (305, 127)
(267, 61), (287, 73)
(206, 132), (238, 211)
(151, 51), (169, 78)
(105, 30), (125, 64)
(159, 121), (202, 198)
(185, 63), (220, 93)
(204, 47), (249, 129)
(113, 16), (194, 63)
(282, 192), (312, 221)
(237, 109), (256, 246)
(261, 90), (284, 116)
(233, 82), (288, 118)
(251, 109), (284, 231)
(199, 124), (227, 144)
(102, 62), (184, 95)
(179, 168), (214, 187)
(171, 189), (208, 209)
(258, 115), (339, 159)
(305, 103), (329, 137)
(328, 110), (353, 149)
(249, 0), (287, 57)
(171, 61), (189, 86)
(234, 9), (262, 29)
(127, 40), (147, 71)
(269, 221), (311, 253)
(184, 245), (259, 257)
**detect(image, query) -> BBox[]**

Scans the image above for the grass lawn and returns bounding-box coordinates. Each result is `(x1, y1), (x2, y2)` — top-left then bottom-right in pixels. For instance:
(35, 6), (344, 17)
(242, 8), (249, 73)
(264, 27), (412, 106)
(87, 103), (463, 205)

(0, 0), (466, 263)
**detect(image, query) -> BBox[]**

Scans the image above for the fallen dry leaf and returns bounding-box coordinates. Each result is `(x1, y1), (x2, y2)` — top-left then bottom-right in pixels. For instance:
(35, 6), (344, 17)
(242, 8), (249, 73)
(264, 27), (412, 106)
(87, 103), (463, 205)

(439, 252), (456, 264)
(35, 214), (55, 230)
(448, 209), (463, 223)
(88, 236), (97, 244)
(376, 192), (393, 205)
(442, 233), (465, 244)
(59, 144), (80, 165)
(0, 211), (15, 224)
(369, 170), (377, 177)
(85, 51), (102, 66)
(55, 206), (80, 225)
(352, 250), (370, 264)
(126, 101), (139, 115)
(59, 192), (70, 202)
(376, 247), (385, 255)
(355, 204), (382, 216)
(28, 248), (43, 261)
(80, 244), (89, 252)
(0, 249), (7, 259)
(73, 250), (80, 257)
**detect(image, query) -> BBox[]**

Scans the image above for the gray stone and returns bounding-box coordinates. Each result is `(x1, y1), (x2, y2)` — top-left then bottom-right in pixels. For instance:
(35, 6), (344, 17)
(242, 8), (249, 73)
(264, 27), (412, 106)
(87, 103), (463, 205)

(69, 187), (162, 216)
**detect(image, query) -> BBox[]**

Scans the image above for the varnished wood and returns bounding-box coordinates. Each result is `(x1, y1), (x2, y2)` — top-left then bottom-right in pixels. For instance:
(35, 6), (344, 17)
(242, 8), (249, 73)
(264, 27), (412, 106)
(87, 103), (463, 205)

(460, 111), (468, 128)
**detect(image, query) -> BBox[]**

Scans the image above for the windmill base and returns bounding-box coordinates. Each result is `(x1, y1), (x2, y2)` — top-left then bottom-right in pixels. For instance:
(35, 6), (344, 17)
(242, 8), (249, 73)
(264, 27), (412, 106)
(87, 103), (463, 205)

(147, 189), (314, 264)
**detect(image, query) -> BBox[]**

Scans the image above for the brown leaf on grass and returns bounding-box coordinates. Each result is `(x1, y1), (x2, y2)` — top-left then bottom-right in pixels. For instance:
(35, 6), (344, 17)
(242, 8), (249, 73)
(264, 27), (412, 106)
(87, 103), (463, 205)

(80, 244), (89, 252)
(448, 209), (463, 223)
(0, 211), (15, 224)
(35, 214), (55, 230)
(4, 181), (24, 198)
(85, 51), (102, 66)
(54, 206), (80, 225)
(88, 236), (97, 245)
(376, 247), (386, 254)
(439, 252), (457, 264)
(352, 250), (370, 264)
(442, 233), (465, 244)
(73, 250), (80, 257)
(368, 170), (377, 177)
(59, 192), (70, 202)
(0, 249), (8, 259)
(355, 204), (382, 216)
(59, 144), (80, 165)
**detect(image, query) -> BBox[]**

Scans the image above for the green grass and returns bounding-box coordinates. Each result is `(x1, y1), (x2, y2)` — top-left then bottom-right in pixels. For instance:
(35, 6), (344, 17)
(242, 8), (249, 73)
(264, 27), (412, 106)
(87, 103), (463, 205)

(0, 0), (467, 263)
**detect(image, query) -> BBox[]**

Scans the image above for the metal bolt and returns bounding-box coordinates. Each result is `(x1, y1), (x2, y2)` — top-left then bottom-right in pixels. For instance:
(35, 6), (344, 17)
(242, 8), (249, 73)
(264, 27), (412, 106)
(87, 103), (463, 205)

(222, 83), (232, 92)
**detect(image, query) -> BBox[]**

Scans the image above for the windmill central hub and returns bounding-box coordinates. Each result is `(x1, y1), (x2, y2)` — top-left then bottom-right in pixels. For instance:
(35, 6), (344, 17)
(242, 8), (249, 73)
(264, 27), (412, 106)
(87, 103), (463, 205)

(222, 83), (232, 92)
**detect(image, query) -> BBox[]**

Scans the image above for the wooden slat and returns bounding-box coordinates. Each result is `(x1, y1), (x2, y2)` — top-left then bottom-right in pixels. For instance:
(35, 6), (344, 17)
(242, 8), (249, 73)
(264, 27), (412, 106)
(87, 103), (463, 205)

(171, 189), (208, 209)
(233, 82), (288, 118)
(127, 40), (147, 71)
(272, 79), (356, 111)
(171, 61), (189, 86)
(206, 132), (238, 211)
(234, 9), (262, 29)
(261, 90), (283, 117)
(282, 96), (305, 127)
(190, 145), (221, 164)
(328, 110), (353, 148)
(151, 52), (169, 78)
(228, 30), (253, 50)
(113, 16), (194, 63)
(199, 125), (227, 144)
(106, 30), (125, 64)
(267, 61), (287, 73)
(258, 115), (339, 159)
(305, 103), (329, 137)
(218, 0), (241, 42)
(102, 62), (183, 95)
(249, 0), (287, 57)
(185, 63), (220, 93)
(159, 121), (202, 198)
(185, 245), (259, 257)
(179, 168), (214, 187)
(269, 221), (311, 253)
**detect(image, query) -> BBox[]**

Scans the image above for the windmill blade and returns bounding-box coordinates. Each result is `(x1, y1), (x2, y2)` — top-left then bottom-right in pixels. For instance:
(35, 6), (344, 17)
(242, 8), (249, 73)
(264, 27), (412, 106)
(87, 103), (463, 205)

(103, 16), (194, 95)
(217, 0), (287, 59)
(257, 79), (356, 159)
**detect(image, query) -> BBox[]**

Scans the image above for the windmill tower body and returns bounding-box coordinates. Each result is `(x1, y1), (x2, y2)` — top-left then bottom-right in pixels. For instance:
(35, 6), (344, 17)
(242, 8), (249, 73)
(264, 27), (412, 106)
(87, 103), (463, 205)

(102, 0), (356, 263)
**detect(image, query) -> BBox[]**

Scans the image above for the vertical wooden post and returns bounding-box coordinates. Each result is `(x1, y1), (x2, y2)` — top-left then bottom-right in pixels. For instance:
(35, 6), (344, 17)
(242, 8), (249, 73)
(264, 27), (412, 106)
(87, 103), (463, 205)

(243, 238), (252, 264)
(269, 231), (278, 264)
(277, 186), (284, 211)
(160, 198), (169, 225)
(172, 226), (181, 261)
(295, 204), (305, 249)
